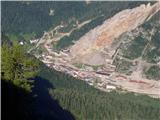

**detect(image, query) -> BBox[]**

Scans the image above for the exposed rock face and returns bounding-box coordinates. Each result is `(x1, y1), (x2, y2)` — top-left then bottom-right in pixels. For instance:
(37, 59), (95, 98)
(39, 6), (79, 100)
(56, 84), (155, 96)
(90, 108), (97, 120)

(70, 2), (160, 65)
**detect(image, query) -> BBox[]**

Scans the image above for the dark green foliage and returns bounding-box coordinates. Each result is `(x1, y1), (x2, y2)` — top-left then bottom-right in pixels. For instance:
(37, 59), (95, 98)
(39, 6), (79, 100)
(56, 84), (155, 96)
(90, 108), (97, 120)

(2, 1), (56, 37)
(39, 64), (160, 120)
(142, 11), (160, 30)
(145, 66), (160, 80)
(152, 30), (160, 48)
(113, 56), (135, 75)
(122, 36), (147, 60)
(51, 88), (160, 120)
(143, 47), (160, 63)
(142, 12), (160, 64)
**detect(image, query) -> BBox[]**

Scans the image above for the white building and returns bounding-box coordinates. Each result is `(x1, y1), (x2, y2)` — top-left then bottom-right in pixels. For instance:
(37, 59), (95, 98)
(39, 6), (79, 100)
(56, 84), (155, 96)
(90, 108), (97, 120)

(106, 85), (116, 90)
(19, 41), (24, 45)
(30, 39), (39, 44)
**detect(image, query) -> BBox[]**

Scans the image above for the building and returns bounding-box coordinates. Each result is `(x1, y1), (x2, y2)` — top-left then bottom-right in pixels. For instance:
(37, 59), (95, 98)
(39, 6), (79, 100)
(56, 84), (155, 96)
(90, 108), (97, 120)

(106, 84), (116, 90)
(19, 41), (24, 45)
(30, 39), (39, 44)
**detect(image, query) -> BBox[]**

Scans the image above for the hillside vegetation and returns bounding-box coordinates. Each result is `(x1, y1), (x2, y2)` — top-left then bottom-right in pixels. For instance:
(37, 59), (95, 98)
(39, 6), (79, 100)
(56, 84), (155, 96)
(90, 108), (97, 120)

(2, 1), (147, 47)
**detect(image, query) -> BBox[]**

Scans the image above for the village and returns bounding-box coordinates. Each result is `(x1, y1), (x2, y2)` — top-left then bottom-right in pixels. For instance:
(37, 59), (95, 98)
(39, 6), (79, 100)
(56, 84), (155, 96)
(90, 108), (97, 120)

(39, 48), (160, 98)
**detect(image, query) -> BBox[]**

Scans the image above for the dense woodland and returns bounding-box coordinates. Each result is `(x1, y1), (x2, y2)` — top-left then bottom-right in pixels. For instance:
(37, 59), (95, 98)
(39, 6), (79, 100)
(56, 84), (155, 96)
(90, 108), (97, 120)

(39, 65), (160, 120)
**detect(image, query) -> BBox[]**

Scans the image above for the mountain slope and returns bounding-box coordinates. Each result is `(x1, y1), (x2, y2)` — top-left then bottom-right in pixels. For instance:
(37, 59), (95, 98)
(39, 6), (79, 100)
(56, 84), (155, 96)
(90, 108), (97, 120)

(27, 1), (160, 96)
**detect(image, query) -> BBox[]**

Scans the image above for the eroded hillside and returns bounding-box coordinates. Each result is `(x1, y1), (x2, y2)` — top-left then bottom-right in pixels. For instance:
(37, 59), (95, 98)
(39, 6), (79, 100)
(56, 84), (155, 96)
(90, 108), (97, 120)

(30, 1), (160, 98)
(70, 2), (160, 65)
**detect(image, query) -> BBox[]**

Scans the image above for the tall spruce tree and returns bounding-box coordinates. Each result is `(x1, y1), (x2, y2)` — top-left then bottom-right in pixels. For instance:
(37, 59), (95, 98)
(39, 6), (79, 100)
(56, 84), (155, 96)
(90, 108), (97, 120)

(1, 43), (39, 92)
